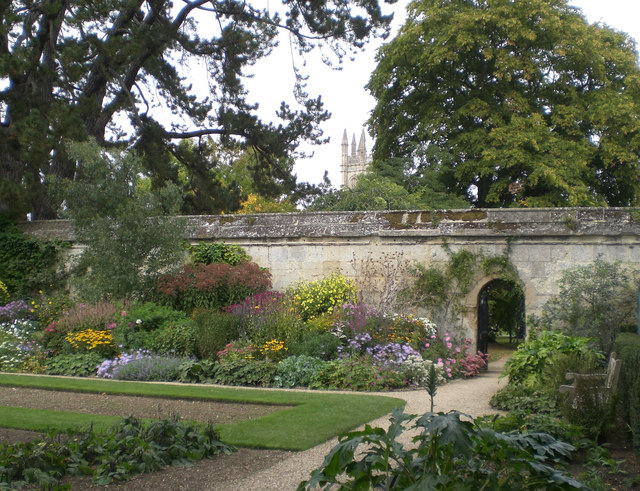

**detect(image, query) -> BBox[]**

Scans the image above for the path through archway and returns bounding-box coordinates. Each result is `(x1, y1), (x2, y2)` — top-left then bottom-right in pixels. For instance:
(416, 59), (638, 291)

(477, 279), (525, 356)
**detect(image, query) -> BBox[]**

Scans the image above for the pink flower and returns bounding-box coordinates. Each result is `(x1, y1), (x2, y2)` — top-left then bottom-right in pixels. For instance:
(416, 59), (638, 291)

(446, 342), (452, 349)
(121, 311), (127, 317)
(106, 322), (117, 330)
(455, 347), (461, 353)
(425, 342), (430, 348)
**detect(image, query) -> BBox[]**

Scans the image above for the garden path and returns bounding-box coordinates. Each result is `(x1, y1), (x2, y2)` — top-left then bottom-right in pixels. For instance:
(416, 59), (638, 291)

(220, 356), (509, 491)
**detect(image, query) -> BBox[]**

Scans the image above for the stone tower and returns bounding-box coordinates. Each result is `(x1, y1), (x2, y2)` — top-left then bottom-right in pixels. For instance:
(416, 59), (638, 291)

(341, 129), (372, 188)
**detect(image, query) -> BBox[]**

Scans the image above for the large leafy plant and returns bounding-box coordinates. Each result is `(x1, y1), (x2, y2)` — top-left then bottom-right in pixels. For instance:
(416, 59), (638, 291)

(299, 409), (587, 490)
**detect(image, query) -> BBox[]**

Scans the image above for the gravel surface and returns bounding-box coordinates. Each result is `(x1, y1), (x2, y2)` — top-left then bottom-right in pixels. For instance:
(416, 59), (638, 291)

(219, 357), (508, 491)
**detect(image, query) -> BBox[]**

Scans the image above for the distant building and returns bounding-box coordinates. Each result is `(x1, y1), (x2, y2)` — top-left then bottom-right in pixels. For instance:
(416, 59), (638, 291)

(341, 129), (372, 188)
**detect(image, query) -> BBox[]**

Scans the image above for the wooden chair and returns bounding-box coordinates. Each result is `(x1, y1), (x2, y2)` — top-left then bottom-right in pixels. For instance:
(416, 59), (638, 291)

(559, 353), (621, 407)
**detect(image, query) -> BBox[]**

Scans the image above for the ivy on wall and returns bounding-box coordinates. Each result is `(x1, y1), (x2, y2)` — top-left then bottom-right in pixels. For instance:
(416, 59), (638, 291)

(403, 239), (521, 336)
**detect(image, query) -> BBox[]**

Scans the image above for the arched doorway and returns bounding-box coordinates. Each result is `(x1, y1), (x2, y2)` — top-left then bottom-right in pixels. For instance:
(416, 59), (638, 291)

(477, 279), (525, 356)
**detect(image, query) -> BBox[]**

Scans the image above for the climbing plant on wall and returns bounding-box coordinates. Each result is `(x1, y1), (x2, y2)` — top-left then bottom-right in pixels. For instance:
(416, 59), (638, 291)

(403, 240), (521, 337)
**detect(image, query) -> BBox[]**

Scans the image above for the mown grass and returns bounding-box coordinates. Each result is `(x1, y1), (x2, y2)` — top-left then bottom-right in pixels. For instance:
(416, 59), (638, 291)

(0, 374), (404, 450)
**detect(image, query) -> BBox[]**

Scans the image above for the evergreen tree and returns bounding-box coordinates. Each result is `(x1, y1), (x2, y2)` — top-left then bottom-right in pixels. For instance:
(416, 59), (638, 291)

(0, 0), (393, 218)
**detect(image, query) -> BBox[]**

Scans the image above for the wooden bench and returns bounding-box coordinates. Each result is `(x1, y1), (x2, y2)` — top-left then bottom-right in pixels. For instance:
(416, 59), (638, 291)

(559, 353), (621, 407)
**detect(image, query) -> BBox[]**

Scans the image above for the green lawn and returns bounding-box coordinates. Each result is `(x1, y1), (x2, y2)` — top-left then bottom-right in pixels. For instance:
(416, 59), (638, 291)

(0, 374), (405, 450)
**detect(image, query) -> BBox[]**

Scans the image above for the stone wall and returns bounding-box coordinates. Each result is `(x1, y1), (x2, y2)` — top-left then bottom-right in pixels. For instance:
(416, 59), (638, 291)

(21, 208), (640, 346)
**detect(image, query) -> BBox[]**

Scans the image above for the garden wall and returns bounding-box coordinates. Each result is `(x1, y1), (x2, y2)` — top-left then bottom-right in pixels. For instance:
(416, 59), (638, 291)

(20, 208), (640, 347)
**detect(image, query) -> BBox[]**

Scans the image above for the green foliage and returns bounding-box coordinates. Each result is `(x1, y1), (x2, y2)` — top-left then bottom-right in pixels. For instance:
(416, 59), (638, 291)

(64, 141), (187, 301)
(228, 292), (303, 346)
(157, 261), (272, 313)
(177, 359), (219, 384)
(0, 416), (231, 487)
(1, 0), (392, 219)
(273, 355), (328, 388)
(405, 246), (520, 332)
(288, 273), (357, 322)
(111, 354), (190, 381)
(307, 173), (421, 211)
(191, 310), (243, 359)
(189, 242), (250, 266)
(502, 331), (599, 384)
(44, 352), (104, 377)
(210, 359), (277, 387)
(287, 331), (342, 360)
(0, 224), (69, 298)
(148, 319), (198, 357)
(490, 381), (563, 416)
(299, 409), (587, 490)
(614, 332), (640, 451)
(54, 302), (120, 334)
(541, 259), (639, 354)
(123, 302), (186, 332)
(479, 410), (584, 445)
(0, 281), (8, 304)
(310, 356), (406, 391)
(368, 0), (640, 207)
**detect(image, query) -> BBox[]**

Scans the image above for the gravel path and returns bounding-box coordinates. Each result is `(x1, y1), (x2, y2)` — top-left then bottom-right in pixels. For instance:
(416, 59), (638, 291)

(219, 357), (509, 491)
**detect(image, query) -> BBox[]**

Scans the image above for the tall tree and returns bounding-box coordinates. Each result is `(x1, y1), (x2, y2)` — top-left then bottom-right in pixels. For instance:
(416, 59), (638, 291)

(368, 0), (640, 208)
(0, 0), (393, 218)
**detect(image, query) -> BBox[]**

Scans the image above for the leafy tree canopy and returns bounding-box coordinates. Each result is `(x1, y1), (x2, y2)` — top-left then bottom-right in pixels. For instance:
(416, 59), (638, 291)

(368, 0), (640, 208)
(307, 164), (468, 211)
(0, 0), (394, 219)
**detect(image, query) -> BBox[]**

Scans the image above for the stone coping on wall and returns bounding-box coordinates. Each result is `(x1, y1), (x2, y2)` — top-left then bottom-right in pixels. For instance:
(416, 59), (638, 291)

(18, 207), (640, 242)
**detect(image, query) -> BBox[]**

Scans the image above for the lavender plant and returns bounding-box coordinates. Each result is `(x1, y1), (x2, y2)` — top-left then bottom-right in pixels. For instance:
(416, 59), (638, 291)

(97, 350), (191, 381)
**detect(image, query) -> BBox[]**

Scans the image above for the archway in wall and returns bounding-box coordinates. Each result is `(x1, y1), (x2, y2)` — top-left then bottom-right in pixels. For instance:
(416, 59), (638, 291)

(477, 279), (525, 355)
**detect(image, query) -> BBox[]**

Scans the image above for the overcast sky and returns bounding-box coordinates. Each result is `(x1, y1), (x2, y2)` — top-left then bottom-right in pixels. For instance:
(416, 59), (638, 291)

(243, 1), (640, 189)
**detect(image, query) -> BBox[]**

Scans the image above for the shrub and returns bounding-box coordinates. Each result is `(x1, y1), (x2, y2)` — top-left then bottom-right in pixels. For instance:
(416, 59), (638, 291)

(287, 331), (342, 360)
(311, 355), (407, 391)
(0, 224), (68, 299)
(98, 351), (190, 381)
(191, 310), (243, 359)
(273, 355), (327, 388)
(148, 318), (198, 356)
(288, 273), (357, 321)
(210, 358), (277, 387)
(122, 301), (186, 331)
(542, 259), (640, 355)
(217, 340), (256, 362)
(190, 242), (250, 266)
(615, 332), (640, 451)
(177, 359), (219, 383)
(157, 261), (272, 313)
(45, 352), (104, 376)
(300, 409), (586, 490)
(64, 140), (187, 301)
(477, 410), (584, 448)
(55, 302), (120, 334)
(422, 331), (488, 379)
(503, 330), (599, 384)
(32, 293), (71, 327)
(490, 382), (563, 416)
(228, 291), (302, 345)
(97, 350), (151, 378)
